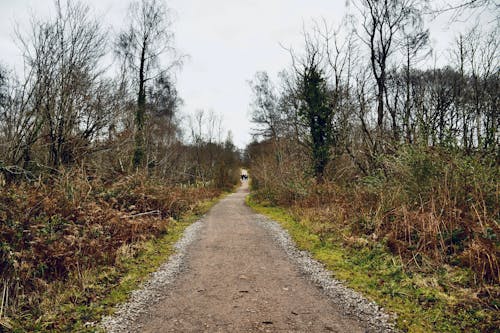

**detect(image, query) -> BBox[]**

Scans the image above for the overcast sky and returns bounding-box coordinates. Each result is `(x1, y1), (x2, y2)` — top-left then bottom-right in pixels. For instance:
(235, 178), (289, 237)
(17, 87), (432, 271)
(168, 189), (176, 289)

(0, 0), (492, 148)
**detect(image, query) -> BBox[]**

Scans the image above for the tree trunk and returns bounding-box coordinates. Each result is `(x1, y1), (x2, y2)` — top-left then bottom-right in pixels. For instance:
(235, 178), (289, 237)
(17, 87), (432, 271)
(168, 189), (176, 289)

(133, 41), (147, 168)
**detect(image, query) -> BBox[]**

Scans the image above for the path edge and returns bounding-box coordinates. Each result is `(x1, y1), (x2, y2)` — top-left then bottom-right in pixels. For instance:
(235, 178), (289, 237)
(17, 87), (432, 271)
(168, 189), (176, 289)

(100, 216), (207, 333)
(253, 213), (397, 333)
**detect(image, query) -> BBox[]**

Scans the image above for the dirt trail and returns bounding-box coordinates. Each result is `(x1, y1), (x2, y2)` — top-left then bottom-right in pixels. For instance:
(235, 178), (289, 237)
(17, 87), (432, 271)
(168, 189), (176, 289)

(123, 182), (374, 332)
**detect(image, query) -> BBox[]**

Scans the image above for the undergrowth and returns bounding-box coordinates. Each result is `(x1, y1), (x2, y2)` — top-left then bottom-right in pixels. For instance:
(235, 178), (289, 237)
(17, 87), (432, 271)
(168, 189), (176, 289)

(247, 197), (499, 332)
(248, 146), (499, 332)
(0, 170), (224, 332)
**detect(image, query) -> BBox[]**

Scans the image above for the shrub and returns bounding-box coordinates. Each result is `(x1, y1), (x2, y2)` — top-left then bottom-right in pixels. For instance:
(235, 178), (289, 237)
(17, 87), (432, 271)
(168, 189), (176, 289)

(0, 170), (221, 322)
(250, 146), (499, 283)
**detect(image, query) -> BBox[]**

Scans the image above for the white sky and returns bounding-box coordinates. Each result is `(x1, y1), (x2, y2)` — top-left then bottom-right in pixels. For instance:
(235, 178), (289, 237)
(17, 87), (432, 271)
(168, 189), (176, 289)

(0, 0), (494, 148)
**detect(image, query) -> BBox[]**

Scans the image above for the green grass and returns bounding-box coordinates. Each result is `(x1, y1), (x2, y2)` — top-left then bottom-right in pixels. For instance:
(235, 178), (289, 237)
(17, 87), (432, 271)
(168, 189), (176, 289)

(8, 195), (224, 333)
(246, 195), (497, 333)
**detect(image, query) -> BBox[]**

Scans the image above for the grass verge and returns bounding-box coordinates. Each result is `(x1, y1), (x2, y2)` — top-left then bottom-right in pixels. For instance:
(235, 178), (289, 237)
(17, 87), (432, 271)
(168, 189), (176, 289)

(6, 194), (224, 333)
(246, 195), (498, 333)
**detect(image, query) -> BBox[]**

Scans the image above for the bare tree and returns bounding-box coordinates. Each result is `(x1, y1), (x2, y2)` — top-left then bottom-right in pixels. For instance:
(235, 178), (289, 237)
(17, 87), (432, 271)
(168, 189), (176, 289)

(249, 72), (281, 140)
(144, 73), (182, 170)
(186, 109), (229, 184)
(15, 0), (108, 168)
(450, 24), (499, 151)
(432, 0), (499, 22)
(317, 19), (358, 156)
(356, 0), (426, 138)
(116, 0), (183, 168)
(400, 21), (429, 143)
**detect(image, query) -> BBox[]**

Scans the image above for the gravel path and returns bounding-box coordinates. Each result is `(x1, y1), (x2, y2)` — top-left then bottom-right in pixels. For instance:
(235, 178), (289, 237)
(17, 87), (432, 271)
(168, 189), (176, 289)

(102, 182), (395, 332)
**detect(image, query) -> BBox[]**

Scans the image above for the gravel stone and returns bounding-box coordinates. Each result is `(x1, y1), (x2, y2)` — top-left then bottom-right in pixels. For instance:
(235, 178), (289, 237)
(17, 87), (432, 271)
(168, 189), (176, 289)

(254, 214), (396, 332)
(102, 187), (396, 332)
(101, 217), (206, 333)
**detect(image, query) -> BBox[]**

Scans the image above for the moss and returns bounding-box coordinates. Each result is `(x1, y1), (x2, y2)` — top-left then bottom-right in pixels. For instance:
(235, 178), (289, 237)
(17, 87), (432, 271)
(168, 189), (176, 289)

(247, 195), (497, 333)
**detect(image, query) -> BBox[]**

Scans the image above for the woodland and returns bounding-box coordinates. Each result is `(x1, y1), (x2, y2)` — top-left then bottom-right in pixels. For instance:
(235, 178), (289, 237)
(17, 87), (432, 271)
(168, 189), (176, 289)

(245, 0), (498, 331)
(0, 0), (240, 330)
(0, 0), (498, 331)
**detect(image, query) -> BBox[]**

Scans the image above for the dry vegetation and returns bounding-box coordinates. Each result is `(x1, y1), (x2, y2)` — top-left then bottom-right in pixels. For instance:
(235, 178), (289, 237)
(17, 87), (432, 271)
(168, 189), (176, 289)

(250, 145), (499, 283)
(248, 144), (499, 331)
(245, 0), (498, 331)
(0, 171), (223, 329)
(0, 0), (241, 330)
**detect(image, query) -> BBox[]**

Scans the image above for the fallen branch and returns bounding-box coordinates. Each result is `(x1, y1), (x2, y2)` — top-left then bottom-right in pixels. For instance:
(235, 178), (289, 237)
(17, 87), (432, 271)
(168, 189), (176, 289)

(123, 210), (161, 219)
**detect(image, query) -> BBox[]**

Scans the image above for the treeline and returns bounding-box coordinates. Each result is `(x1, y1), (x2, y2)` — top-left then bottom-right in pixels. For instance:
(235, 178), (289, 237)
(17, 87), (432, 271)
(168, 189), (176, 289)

(0, 0), (239, 330)
(0, 0), (240, 186)
(247, 8), (498, 181)
(246, 0), (498, 320)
